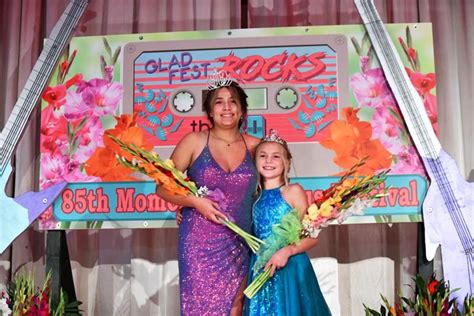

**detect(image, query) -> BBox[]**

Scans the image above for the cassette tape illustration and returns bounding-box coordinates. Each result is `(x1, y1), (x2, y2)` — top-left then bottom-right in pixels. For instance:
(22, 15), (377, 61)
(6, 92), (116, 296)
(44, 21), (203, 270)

(122, 35), (350, 177)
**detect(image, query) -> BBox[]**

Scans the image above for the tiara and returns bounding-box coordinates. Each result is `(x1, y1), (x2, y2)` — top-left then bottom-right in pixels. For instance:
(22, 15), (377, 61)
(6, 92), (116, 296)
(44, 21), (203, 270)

(207, 70), (235, 90)
(262, 129), (286, 146)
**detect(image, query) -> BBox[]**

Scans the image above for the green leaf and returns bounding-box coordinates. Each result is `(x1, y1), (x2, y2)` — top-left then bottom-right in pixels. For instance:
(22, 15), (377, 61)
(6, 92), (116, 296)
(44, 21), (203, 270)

(112, 46), (122, 65)
(100, 55), (107, 79)
(406, 26), (412, 48)
(102, 37), (112, 60)
(70, 135), (81, 153)
(415, 51), (420, 72)
(361, 32), (370, 54)
(367, 46), (376, 68)
(399, 36), (410, 58)
(74, 117), (88, 133)
(363, 304), (381, 316)
(351, 36), (361, 56)
(67, 121), (74, 137)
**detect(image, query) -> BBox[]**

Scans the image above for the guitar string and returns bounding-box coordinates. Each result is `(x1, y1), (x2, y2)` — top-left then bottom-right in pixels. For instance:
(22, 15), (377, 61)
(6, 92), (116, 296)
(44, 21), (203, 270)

(427, 157), (474, 290)
(0, 1), (86, 177)
(361, 0), (473, 281)
(362, 0), (473, 253)
(361, 0), (471, 242)
(368, 6), (474, 256)
(365, 0), (474, 292)
(0, 6), (80, 172)
(1, 2), (86, 173)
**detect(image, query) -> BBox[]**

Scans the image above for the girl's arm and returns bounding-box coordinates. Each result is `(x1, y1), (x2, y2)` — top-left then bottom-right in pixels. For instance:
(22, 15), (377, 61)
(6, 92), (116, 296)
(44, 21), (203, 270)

(265, 184), (318, 276)
(154, 132), (227, 224)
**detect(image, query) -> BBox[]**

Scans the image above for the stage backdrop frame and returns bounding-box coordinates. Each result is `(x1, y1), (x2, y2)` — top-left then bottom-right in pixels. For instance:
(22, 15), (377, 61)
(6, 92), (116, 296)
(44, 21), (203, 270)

(39, 24), (436, 230)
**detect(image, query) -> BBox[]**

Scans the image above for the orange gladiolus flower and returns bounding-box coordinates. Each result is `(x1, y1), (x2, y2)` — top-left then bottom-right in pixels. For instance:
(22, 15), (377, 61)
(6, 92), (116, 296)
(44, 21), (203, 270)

(105, 115), (153, 161)
(84, 147), (137, 181)
(389, 307), (396, 316)
(85, 114), (153, 181)
(113, 113), (137, 132)
(320, 108), (392, 175)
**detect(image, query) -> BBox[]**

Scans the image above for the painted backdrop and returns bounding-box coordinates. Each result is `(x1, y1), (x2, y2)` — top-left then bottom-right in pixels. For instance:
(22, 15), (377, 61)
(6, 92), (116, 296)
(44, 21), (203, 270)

(39, 24), (437, 229)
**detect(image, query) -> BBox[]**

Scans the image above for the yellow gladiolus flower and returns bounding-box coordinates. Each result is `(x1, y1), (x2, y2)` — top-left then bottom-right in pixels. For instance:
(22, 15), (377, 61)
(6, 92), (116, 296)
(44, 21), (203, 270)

(319, 201), (333, 217)
(342, 178), (359, 189)
(163, 159), (175, 168)
(325, 196), (341, 206)
(307, 204), (320, 220)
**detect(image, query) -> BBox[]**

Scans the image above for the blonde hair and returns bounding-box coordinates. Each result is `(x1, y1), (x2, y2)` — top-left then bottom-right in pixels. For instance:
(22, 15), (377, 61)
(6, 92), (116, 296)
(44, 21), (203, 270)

(254, 140), (293, 194)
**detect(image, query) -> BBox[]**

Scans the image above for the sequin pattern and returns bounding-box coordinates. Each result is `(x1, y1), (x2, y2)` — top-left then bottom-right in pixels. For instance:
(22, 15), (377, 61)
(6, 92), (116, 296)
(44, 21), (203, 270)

(179, 145), (257, 315)
(244, 188), (332, 316)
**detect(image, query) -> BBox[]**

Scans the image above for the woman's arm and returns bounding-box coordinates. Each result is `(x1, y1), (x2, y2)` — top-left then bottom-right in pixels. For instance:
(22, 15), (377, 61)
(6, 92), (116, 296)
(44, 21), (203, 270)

(265, 184), (318, 275)
(154, 132), (227, 224)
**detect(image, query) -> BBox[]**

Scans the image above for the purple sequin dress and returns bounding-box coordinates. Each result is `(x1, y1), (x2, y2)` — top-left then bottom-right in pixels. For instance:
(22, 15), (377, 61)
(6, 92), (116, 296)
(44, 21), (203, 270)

(178, 135), (257, 315)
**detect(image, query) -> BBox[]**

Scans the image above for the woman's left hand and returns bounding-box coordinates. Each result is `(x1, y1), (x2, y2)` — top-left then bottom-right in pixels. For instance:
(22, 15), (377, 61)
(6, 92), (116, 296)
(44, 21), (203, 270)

(175, 208), (183, 225)
(265, 247), (292, 276)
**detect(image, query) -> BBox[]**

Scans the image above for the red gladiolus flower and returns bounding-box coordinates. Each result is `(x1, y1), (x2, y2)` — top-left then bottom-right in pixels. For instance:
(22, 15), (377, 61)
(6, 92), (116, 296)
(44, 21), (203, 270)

(42, 85), (67, 109)
(408, 47), (417, 60)
(65, 73), (83, 88)
(427, 279), (439, 294)
(60, 60), (69, 76)
(405, 68), (436, 96)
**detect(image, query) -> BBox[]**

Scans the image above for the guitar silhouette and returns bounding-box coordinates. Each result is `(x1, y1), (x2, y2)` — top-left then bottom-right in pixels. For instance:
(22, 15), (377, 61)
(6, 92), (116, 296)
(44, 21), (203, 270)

(0, 0), (88, 254)
(355, 0), (473, 305)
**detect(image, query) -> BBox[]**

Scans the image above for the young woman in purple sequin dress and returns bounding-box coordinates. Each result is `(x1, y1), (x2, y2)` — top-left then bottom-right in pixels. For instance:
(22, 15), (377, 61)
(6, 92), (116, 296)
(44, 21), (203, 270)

(156, 81), (260, 315)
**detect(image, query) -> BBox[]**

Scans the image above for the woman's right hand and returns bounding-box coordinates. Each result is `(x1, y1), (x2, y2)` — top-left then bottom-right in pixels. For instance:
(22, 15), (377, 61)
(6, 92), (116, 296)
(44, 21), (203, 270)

(191, 196), (228, 224)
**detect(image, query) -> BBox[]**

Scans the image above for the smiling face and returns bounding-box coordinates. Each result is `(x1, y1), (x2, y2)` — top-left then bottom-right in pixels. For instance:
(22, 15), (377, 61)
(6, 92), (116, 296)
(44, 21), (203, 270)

(209, 87), (243, 128)
(255, 142), (289, 184)
(203, 81), (248, 129)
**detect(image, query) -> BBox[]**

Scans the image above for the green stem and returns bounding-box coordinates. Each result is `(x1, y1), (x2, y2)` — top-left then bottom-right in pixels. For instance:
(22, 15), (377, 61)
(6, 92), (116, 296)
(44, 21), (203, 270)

(244, 267), (272, 299)
(222, 220), (264, 253)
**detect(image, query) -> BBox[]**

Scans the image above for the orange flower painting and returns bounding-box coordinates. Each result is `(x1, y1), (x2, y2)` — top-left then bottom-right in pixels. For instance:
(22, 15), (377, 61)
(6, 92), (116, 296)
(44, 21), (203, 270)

(84, 114), (152, 181)
(320, 108), (392, 175)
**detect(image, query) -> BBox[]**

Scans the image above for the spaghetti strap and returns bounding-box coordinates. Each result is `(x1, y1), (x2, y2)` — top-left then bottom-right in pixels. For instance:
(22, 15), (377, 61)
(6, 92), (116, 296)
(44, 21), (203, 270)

(241, 133), (249, 151)
(206, 129), (211, 145)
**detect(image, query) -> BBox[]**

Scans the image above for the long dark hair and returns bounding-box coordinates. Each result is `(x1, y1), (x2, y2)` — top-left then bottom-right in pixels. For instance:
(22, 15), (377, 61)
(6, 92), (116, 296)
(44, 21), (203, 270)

(202, 81), (248, 128)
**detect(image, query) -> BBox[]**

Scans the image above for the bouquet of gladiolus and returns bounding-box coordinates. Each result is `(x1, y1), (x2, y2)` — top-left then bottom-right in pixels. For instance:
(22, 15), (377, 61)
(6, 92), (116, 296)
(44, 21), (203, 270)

(364, 273), (474, 315)
(244, 159), (389, 299)
(1, 270), (82, 316)
(107, 134), (263, 252)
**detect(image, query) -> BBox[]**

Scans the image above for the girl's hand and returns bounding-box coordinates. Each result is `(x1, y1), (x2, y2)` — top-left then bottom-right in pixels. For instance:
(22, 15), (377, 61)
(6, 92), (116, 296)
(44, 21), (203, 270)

(265, 247), (293, 276)
(191, 196), (228, 224)
(175, 208), (183, 225)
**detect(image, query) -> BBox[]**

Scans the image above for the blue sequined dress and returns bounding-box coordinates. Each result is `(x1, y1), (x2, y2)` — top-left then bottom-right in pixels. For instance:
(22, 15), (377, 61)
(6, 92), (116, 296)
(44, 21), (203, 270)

(244, 187), (331, 316)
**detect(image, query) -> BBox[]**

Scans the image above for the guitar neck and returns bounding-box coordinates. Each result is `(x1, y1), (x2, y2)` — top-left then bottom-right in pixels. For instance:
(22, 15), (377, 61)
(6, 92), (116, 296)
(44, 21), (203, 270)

(0, 0), (88, 177)
(355, 0), (441, 160)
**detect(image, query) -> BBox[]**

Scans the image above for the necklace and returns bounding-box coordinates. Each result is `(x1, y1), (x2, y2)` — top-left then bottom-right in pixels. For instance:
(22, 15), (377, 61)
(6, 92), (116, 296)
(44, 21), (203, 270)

(210, 130), (242, 146)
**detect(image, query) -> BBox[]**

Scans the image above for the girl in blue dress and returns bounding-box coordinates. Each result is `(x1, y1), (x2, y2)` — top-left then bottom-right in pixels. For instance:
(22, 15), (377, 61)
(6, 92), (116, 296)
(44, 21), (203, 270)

(244, 131), (331, 316)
